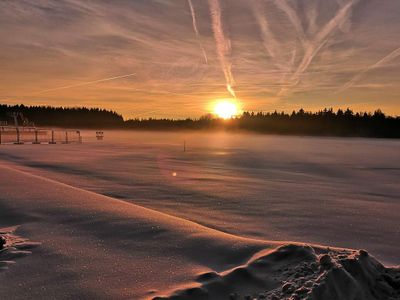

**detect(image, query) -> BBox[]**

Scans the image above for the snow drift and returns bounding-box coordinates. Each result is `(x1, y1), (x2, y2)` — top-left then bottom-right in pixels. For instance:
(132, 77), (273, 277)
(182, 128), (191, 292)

(155, 244), (400, 300)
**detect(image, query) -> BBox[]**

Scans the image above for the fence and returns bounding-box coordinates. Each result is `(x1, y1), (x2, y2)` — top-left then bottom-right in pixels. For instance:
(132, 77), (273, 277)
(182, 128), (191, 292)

(0, 127), (81, 145)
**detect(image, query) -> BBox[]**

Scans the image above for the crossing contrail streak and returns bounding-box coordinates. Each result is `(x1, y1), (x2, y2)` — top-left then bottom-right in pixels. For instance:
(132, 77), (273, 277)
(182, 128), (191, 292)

(208, 0), (236, 98)
(273, 0), (307, 47)
(280, 0), (356, 96)
(251, 0), (278, 60)
(339, 46), (400, 93)
(187, 0), (208, 64)
(36, 73), (136, 94)
(306, 2), (318, 35)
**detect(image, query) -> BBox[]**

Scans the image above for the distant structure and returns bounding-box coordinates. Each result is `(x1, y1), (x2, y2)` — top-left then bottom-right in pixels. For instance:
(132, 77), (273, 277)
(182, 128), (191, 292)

(96, 131), (104, 140)
(0, 112), (82, 145)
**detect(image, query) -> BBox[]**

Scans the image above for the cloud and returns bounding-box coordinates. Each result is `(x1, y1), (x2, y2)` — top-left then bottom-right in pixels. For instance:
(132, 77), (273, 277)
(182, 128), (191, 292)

(187, 0), (208, 64)
(208, 0), (236, 98)
(287, 0), (357, 90)
(273, 0), (307, 47)
(36, 73), (137, 94)
(0, 0), (400, 117)
(339, 46), (400, 93)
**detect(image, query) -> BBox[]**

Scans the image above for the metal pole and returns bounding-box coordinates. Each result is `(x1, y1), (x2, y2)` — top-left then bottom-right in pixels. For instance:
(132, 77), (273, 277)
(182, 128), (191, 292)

(34, 130), (39, 144)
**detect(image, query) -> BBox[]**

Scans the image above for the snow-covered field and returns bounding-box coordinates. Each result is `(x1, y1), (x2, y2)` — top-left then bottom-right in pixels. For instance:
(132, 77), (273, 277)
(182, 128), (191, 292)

(0, 130), (399, 299)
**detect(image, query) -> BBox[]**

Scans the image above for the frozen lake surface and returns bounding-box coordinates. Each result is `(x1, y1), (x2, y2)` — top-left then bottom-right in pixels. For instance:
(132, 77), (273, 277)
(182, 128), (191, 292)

(1, 130), (399, 265)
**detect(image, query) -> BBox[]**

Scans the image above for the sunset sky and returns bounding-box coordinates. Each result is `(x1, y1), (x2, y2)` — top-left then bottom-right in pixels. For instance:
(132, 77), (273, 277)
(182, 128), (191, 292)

(1, 0), (399, 118)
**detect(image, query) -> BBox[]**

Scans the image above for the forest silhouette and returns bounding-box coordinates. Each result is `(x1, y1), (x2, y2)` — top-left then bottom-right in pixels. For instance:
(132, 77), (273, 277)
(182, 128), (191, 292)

(1, 104), (399, 138)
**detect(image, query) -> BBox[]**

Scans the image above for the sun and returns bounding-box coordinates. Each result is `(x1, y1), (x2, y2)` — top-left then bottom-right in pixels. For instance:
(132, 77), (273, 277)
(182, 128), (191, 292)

(214, 100), (238, 119)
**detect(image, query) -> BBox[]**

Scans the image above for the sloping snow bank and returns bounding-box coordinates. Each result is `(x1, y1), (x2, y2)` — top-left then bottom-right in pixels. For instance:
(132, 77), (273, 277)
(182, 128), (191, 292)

(155, 244), (400, 300)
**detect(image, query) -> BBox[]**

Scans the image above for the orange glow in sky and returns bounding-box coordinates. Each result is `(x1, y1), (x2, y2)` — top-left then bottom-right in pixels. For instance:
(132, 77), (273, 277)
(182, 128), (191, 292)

(0, 1), (399, 118)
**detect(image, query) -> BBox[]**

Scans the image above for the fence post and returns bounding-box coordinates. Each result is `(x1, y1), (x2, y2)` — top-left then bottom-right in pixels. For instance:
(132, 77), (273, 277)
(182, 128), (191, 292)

(0, 129), (2, 145)
(77, 131), (82, 144)
(65, 131), (68, 144)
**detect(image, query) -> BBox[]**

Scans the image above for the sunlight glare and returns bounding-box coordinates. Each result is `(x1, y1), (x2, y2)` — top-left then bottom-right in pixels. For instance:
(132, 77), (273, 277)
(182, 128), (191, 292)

(214, 100), (238, 119)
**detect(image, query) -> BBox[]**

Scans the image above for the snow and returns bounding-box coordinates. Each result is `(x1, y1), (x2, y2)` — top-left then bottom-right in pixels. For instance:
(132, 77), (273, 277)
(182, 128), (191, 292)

(0, 130), (399, 299)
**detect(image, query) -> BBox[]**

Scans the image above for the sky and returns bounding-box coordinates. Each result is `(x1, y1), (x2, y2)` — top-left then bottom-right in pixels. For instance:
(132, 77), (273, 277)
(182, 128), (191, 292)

(0, 0), (399, 118)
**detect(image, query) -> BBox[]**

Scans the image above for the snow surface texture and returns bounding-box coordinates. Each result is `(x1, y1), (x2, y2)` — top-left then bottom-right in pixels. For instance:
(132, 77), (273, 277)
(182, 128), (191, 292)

(0, 131), (398, 264)
(0, 131), (399, 299)
(155, 245), (400, 300)
(0, 227), (39, 271)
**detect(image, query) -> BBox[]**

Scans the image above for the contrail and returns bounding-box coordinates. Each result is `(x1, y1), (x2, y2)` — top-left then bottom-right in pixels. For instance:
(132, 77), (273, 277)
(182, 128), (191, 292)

(251, 1), (293, 72)
(208, 0), (236, 98)
(187, 0), (208, 64)
(334, 0), (353, 33)
(36, 73), (136, 94)
(251, 0), (279, 60)
(283, 0), (356, 95)
(339, 46), (400, 92)
(251, 0), (297, 97)
(273, 0), (307, 47)
(306, 1), (318, 35)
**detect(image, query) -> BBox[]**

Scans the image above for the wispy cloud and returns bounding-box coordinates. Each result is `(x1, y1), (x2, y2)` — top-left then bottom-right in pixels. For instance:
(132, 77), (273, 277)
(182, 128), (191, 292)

(339, 46), (400, 93)
(187, 0), (208, 64)
(273, 0), (307, 47)
(282, 0), (357, 95)
(37, 73), (136, 94)
(295, 0), (355, 77)
(208, 0), (236, 98)
(251, 0), (280, 60)
(251, 0), (358, 97)
(1, 0), (400, 116)
(250, 0), (297, 93)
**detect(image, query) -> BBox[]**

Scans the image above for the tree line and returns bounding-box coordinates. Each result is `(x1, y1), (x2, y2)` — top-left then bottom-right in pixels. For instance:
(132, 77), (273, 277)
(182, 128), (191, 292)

(125, 108), (400, 138)
(1, 104), (399, 138)
(0, 104), (124, 128)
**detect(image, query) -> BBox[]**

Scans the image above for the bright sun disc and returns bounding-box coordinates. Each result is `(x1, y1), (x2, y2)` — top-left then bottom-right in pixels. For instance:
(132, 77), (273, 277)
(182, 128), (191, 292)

(214, 101), (238, 119)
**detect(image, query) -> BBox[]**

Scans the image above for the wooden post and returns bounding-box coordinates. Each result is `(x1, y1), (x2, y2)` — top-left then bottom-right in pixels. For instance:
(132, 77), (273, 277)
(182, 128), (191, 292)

(0, 129), (2, 145)
(65, 131), (68, 144)
(183, 140), (186, 152)
(50, 130), (55, 144)
(16, 128), (21, 144)
(34, 130), (39, 144)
